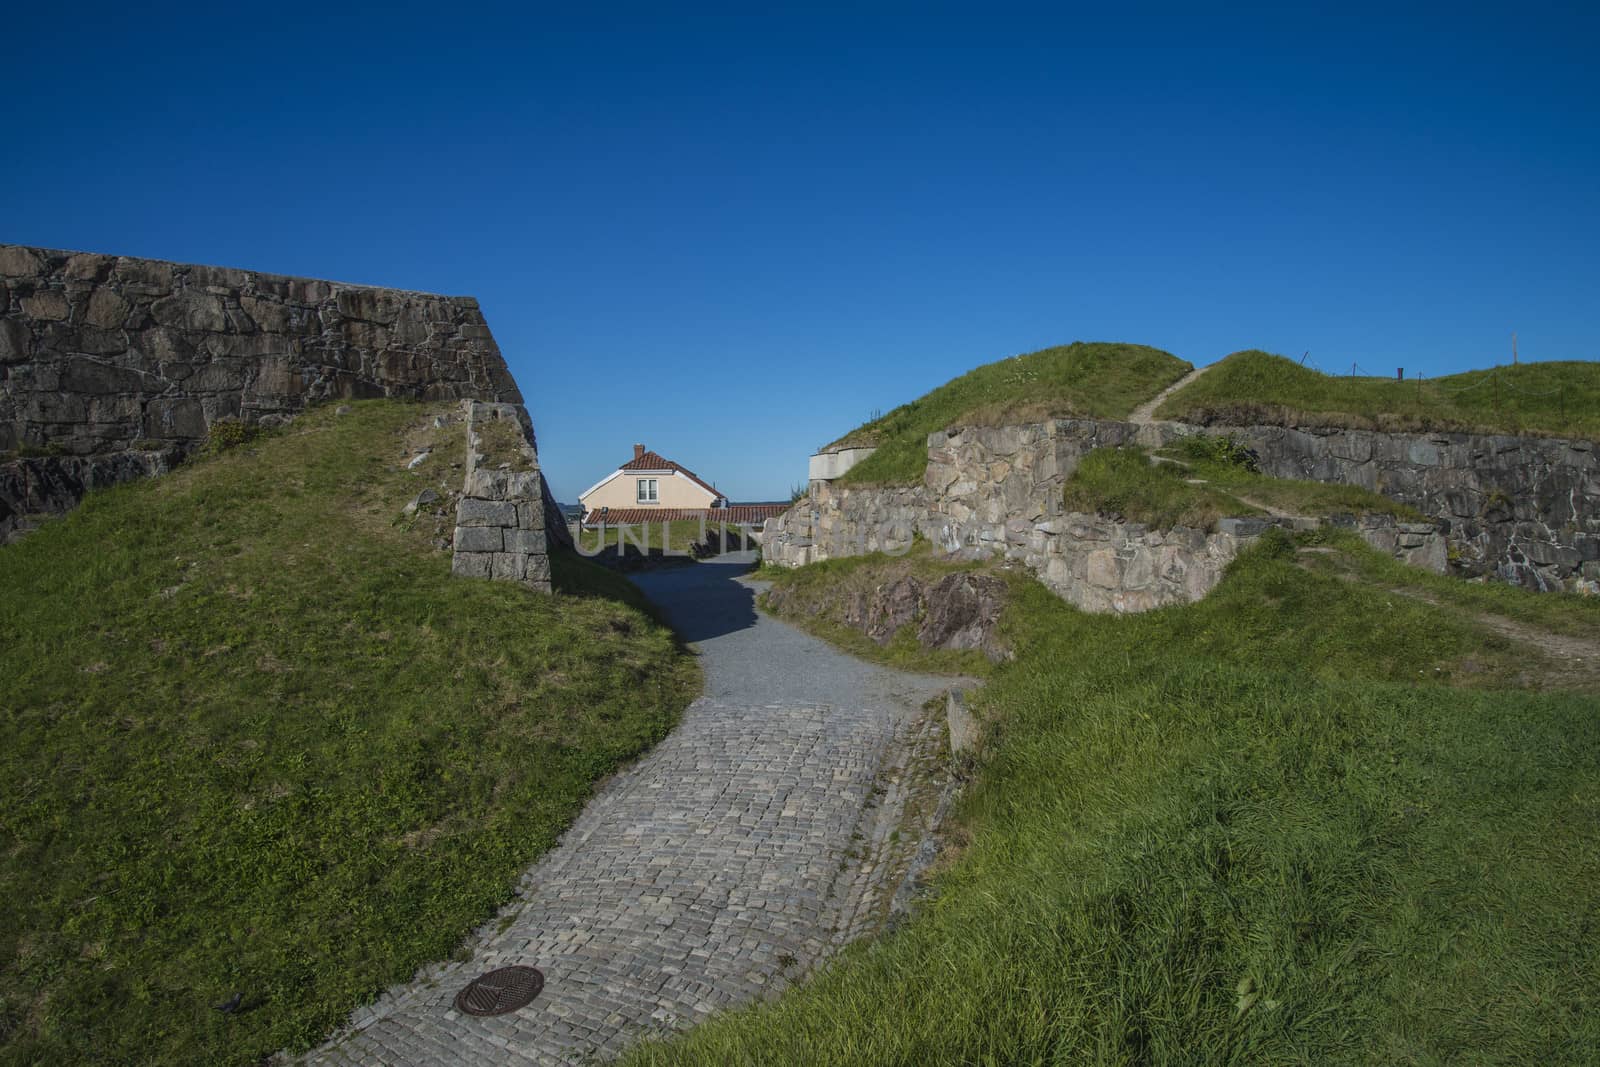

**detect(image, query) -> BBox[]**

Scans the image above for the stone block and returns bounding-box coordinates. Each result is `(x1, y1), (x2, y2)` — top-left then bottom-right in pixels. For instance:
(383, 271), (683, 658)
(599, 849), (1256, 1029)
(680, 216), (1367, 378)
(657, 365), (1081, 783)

(143, 397), (208, 439)
(504, 528), (545, 553)
(451, 552), (493, 578)
(1122, 547), (1156, 590)
(0, 318), (29, 363)
(517, 502), (546, 530)
(1086, 549), (1119, 589)
(84, 288), (131, 329)
(491, 552), (524, 580)
(20, 290), (69, 321)
(457, 498), (518, 526)
(453, 526), (503, 553)
(151, 290), (227, 332)
(0, 246), (44, 277)
(464, 467), (511, 498)
(59, 357), (146, 395)
(1216, 517), (1270, 538)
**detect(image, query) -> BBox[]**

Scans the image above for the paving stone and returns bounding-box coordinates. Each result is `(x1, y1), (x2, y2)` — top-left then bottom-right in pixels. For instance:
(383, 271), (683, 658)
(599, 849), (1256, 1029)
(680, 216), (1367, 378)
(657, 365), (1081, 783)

(300, 558), (954, 1066)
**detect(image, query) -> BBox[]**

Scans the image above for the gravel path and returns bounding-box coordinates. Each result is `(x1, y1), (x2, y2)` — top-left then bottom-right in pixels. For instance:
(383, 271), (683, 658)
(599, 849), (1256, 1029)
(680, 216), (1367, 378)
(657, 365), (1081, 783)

(1128, 360), (1216, 425)
(303, 553), (951, 1065)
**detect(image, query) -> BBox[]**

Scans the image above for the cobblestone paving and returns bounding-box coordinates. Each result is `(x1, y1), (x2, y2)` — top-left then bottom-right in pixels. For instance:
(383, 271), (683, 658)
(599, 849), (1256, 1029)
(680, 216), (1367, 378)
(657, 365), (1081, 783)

(304, 557), (951, 1065)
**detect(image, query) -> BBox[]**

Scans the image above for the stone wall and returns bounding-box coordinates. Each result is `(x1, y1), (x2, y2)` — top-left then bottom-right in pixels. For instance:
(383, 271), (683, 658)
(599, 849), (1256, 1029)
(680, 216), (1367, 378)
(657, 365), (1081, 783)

(451, 402), (552, 592)
(0, 242), (528, 538)
(763, 416), (1451, 613)
(1171, 423), (1598, 593)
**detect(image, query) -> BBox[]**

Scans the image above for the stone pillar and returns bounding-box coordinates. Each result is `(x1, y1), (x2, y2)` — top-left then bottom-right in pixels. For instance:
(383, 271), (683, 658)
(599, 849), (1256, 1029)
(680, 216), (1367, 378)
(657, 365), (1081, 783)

(451, 401), (552, 592)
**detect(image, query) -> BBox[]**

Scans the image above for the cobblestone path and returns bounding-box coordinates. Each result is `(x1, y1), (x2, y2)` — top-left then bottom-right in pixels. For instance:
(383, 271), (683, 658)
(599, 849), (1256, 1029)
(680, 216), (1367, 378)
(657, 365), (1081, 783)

(305, 555), (952, 1065)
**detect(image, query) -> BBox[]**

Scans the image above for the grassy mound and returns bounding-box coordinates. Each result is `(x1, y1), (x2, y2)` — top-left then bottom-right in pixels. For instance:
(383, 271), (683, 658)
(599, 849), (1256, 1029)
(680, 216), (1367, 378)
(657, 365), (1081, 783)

(0, 402), (697, 1065)
(830, 342), (1192, 486)
(635, 534), (1600, 1064)
(1158, 350), (1600, 439)
(1060, 439), (1422, 530)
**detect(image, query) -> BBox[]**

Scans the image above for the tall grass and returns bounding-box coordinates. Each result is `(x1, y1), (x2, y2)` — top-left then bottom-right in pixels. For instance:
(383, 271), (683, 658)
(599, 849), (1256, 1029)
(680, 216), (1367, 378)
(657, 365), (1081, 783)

(1058, 442), (1418, 531)
(1159, 350), (1600, 439)
(628, 536), (1599, 1064)
(0, 402), (698, 1065)
(831, 342), (1191, 486)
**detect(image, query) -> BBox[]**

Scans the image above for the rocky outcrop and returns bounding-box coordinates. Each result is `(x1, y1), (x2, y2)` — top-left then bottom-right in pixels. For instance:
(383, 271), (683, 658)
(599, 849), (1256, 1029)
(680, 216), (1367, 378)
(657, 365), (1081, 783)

(0, 242), (530, 539)
(768, 569), (1010, 661)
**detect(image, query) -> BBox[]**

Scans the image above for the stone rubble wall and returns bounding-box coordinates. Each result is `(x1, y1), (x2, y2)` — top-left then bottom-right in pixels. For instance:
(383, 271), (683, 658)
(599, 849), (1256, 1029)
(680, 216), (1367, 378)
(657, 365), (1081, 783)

(450, 401), (552, 592)
(0, 242), (528, 538)
(1150, 422), (1598, 594)
(763, 416), (1453, 614)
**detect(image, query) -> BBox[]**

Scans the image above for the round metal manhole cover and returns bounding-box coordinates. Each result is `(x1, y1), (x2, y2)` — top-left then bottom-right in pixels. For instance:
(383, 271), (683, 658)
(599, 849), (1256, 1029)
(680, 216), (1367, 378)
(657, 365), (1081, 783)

(454, 965), (545, 1017)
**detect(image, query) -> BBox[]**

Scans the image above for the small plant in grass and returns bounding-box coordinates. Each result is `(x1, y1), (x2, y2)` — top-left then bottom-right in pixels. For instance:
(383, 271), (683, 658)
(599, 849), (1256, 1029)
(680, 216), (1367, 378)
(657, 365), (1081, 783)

(1176, 432), (1260, 472)
(201, 418), (257, 455)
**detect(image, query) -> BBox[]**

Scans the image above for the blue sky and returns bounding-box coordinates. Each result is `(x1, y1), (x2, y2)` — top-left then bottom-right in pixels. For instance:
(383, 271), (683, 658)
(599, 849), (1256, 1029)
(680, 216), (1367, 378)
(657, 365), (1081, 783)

(5, 5), (1596, 501)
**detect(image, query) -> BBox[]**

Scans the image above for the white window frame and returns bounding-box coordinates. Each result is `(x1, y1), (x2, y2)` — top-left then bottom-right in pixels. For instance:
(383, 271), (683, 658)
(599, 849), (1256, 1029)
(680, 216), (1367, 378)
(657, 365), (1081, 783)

(637, 477), (659, 503)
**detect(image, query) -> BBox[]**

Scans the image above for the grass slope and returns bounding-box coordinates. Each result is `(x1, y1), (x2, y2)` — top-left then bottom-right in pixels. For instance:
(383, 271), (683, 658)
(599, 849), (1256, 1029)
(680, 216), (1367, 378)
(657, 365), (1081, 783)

(631, 535), (1599, 1064)
(0, 401), (697, 1065)
(1060, 439), (1422, 531)
(1158, 350), (1600, 439)
(830, 342), (1192, 486)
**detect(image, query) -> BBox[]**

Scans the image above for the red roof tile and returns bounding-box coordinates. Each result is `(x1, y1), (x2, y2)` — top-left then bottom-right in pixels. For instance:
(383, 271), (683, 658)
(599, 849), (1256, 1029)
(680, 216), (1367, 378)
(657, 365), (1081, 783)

(617, 449), (720, 498)
(580, 504), (791, 527)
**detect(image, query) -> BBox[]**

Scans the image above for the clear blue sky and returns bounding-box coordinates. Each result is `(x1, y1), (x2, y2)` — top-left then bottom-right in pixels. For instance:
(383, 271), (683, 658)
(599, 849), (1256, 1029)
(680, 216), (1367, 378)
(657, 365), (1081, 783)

(5, 5), (1596, 502)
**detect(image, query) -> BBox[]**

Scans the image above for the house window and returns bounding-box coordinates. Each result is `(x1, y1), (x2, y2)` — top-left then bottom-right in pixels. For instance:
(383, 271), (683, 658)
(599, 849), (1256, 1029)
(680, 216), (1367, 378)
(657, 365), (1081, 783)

(637, 478), (659, 503)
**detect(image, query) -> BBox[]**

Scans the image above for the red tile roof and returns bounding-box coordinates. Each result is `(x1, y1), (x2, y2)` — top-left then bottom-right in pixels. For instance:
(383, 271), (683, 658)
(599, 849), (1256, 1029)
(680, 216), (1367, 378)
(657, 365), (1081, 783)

(617, 449), (720, 498)
(580, 504), (791, 527)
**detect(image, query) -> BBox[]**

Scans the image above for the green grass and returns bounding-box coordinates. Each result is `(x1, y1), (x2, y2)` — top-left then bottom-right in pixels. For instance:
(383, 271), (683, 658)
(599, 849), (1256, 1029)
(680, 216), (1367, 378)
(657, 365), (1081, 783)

(1304, 526), (1600, 639)
(472, 414), (534, 471)
(1058, 440), (1423, 530)
(1061, 446), (1255, 530)
(829, 342), (1192, 486)
(0, 401), (698, 1065)
(629, 534), (1599, 1064)
(1158, 350), (1600, 439)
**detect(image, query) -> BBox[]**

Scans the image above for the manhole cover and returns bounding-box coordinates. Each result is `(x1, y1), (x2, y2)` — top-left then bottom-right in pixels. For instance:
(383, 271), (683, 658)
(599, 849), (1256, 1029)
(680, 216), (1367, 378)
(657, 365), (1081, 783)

(454, 965), (545, 1017)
